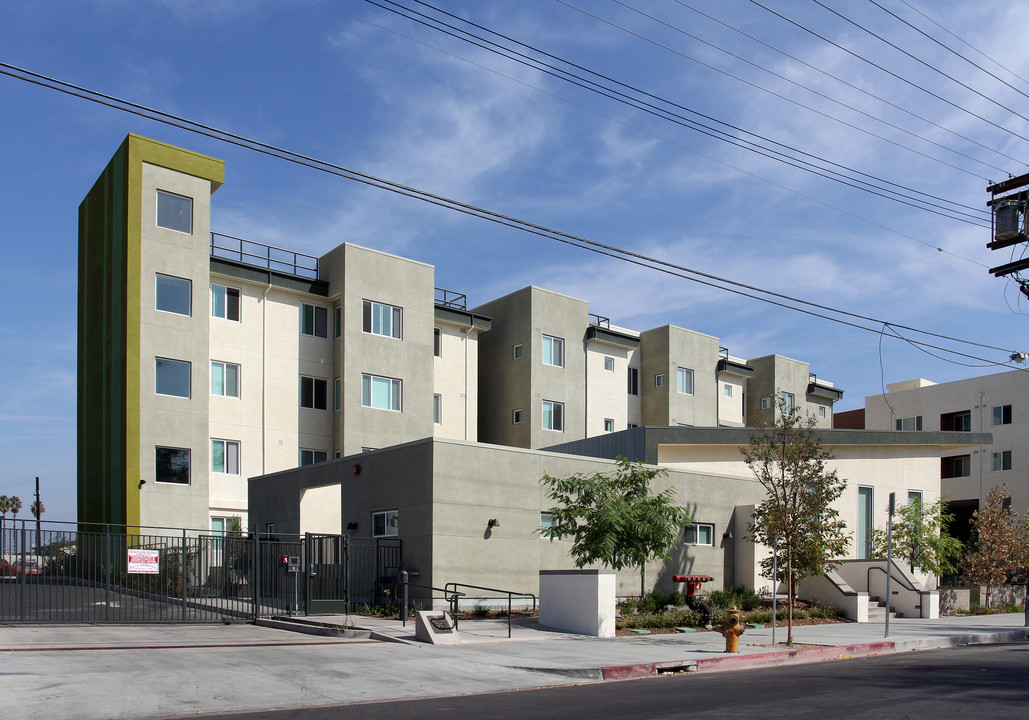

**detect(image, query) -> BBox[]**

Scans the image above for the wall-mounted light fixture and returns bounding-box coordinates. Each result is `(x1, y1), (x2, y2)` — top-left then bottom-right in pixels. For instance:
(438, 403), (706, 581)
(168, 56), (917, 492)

(138, 479), (146, 489)
(487, 518), (500, 529)
(346, 522), (358, 530)
(722, 529), (733, 541)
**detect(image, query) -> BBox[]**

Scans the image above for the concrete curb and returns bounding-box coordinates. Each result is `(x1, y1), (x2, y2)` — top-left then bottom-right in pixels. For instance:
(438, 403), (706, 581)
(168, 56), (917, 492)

(590, 628), (1029, 680)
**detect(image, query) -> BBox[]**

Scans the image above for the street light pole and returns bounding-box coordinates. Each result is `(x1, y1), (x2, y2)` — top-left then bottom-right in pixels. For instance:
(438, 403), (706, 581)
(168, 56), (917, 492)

(885, 493), (895, 639)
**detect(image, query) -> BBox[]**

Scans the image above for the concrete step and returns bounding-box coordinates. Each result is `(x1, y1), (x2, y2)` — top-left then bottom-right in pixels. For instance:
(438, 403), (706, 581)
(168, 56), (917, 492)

(256, 616), (372, 639)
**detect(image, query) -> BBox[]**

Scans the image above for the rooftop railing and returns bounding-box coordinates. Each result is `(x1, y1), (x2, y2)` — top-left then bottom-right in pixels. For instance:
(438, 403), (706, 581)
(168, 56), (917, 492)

(211, 233), (319, 279)
(435, 288), (467, 310)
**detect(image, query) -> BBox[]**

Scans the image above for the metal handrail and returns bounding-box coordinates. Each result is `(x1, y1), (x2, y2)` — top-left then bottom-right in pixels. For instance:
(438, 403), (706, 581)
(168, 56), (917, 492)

(398, 577), (464, 628)
(867, 563), (918, 606)
(210, 232), (319, 279)
(434, 288), (467, 310)
(443, 582), (537, 638)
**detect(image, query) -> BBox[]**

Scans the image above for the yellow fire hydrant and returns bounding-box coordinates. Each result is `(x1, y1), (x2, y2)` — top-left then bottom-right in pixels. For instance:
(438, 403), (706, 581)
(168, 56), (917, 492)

(716, 606), (745, 653)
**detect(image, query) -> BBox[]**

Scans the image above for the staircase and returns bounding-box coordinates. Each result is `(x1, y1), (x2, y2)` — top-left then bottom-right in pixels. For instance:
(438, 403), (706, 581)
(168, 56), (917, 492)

(866, 596), (898, 621)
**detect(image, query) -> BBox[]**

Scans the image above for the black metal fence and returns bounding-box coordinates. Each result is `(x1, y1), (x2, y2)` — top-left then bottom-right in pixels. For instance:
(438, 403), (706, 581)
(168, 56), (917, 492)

(0, 520), (402, 624)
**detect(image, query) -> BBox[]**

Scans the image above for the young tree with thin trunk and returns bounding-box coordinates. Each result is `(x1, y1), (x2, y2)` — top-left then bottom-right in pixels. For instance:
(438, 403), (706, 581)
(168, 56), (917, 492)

(870, 497), (963, 577)
(742, 403), (849, 645)
(961, 484), (1026, 608)
(540, 456), (692, 598)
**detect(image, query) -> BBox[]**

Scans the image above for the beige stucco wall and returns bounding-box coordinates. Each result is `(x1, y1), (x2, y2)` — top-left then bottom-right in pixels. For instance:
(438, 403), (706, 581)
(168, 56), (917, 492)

(433, 320), (480, 442)
(138, 162), (213, 530)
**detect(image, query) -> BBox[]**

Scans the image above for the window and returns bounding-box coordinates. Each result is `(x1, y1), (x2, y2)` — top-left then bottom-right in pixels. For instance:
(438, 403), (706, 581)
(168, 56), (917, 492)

(512, 409), (522, 424)
(655, 373), (665, 388)
(684, 523), (714, 546)
(627, 367), (639, 395)
(300, 376), (328, 410)
(155, 358), (190, 398)
(155, 446), (190, 485)
(993, 405), (1013, 425)
(604, 357), (614, 372)
(604, 418), (614, 432)
(677, 367), (694, 395)
(627, 422), (639, 429)
(156, 190), (192, 233)
(513, 344), (523, 360)
(940, 410), (971, 431)
(761, 397), (771, 410)
(857, 486), (873, 559)
(334, 305), (342, 339)
(780, 391), (795, 413)
(372, 509), (399, 537)
(301, 304), (328, 338)
(156, 274), (191, 316)
(896, 416), (923, 431)
(993, 450), (1013, 471)
(300, 449), (328, 466)
(941, 454), (971, 479)
(908, 490), (923, 504)
(210, 517), (226, 550)
(211, 361), (239, 398)
(334, 378), (341, 412)
(542, 335), (564, 367)
(433, 394), (442, 424)
(361, 374), (402, 411)
(540, 512), (557, 539)
(211, 439), (239, 475)
(724, 384), (732, 398)
(434, 328), (442, 357)
(363, 300), (402, 339)
(211, 284), (240, 321)
(818, 406), (826, 418)
(542, 400), (564, 431)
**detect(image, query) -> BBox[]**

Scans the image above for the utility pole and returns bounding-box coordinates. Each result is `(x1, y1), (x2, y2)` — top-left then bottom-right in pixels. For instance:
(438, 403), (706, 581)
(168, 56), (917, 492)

(987, 173), (1029, 295)
(34, 476), (41, 552)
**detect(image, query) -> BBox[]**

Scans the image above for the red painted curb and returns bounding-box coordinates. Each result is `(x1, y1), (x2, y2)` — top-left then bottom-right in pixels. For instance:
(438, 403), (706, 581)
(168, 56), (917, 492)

(695, 641), (896, 673)
(602, 662), (657, 680)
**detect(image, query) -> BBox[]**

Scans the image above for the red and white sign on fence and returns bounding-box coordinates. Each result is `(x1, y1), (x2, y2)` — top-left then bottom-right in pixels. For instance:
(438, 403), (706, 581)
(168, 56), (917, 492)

(127, 548), (160, 574)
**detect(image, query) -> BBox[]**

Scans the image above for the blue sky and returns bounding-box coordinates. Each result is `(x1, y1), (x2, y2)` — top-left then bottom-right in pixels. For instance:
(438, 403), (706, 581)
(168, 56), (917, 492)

(2, 0), (1027, 523)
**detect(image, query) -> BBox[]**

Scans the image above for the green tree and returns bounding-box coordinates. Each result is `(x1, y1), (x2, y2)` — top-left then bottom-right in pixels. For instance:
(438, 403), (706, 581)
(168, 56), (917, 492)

(9, 496), (22, 523)
(870, 497), (962, 576)
(540, 456), (692, 598)
(742, 403), (849, 644)
(961, 484), (1026, 608)
(0, 495), (10, 559)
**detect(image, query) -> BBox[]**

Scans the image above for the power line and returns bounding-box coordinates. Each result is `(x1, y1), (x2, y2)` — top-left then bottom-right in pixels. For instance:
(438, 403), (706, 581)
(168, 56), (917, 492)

(0, 61), (1020, 370)
(745, 0), (1029, 151)
(367, 0), (988, 225)
(811, 0), (1029, 129)
(669, 0), (1025, 172)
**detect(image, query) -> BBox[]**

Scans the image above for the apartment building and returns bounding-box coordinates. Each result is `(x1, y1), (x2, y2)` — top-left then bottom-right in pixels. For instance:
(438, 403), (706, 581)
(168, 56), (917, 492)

(473, 288), (840, 450)
(858, 371), (1029, 534)
(78, 135), (487, 532)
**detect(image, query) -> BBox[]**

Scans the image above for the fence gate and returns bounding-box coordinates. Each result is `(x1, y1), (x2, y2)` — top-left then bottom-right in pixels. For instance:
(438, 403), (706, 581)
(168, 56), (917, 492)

(305, 533), (348, 614)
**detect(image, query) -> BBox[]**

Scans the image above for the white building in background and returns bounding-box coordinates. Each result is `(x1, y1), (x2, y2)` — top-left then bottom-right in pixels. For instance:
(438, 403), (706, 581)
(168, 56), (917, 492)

(860, 371), (1029, 535)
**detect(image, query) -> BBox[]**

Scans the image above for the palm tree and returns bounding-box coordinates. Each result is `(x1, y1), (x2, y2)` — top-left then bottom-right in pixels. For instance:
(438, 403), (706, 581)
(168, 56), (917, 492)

(0, 495), (10, 560)
(8, 496), (22, 556)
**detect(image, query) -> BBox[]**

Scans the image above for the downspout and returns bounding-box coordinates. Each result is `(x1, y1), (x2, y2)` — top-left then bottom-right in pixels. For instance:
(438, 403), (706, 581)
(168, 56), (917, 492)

(463, 327), (470, 440)
(262, 280), (272, 476)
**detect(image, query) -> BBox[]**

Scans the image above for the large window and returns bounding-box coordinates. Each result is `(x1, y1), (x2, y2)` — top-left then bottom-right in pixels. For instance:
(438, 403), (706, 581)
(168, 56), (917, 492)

(540, 512), (557, 539)
(300, 449), (328, 466)
(677, 367), (694, 395)
(896, 416), (923, 431)
(993, 450), (1013, 471)
(993, 405), (1013, 425)
(627, 367), (639, 396)
(155, 358), (190, 398)
(211, 284), (240, 321)
(156, 274), (191, 316)
(940, 410), (971, 431)
(211, 361), (239, 398)
(155, 446), (190, 485)
(363, 300), (402, 339)
(857, 486), (873, 559)
(361, 374), (402, 411)
(156, 190), (192, 233)
(684, 523), (714, 546)
(604, 418), (614, 432)
(301, 304), (328, 338)
(780, 391), (795, 413)
(211, 439), (239, 475)
(300, 376), (328, 410)
(542, 335), (564, 367)
(372, 509), (399, 537)
(542, 399), (564, 431)
(941, 454), (971, 479)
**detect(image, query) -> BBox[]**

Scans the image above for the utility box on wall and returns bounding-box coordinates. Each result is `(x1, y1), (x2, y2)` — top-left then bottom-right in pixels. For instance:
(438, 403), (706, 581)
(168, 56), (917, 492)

(538, 569), (616, 637)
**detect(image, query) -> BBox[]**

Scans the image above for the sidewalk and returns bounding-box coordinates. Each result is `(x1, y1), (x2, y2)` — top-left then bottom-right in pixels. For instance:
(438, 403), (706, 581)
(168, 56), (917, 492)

(0, 613), (1026, 720)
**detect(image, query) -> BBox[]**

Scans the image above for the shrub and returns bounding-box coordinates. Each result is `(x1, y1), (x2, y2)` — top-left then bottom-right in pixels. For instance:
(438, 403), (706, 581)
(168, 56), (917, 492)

(707, 586), (761, 611)
(809, 604), (844, 619)
(471, 603), (491, 618)
(616, 607), (701, 629)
